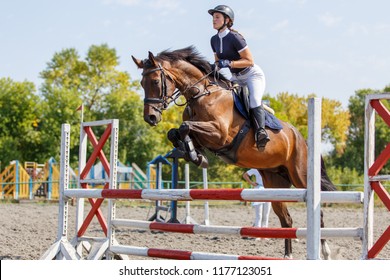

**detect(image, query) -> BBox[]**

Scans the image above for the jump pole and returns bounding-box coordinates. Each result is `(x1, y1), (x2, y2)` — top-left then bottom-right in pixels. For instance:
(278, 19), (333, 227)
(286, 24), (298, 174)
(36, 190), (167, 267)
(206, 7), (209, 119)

(182, 164), (211, 225)
(183, 163), (198, 224)
(147, 155), (171, 222)
(203, 168), (210, 225)
(306, 97), (322, 259)
(64, 188), (362, 203)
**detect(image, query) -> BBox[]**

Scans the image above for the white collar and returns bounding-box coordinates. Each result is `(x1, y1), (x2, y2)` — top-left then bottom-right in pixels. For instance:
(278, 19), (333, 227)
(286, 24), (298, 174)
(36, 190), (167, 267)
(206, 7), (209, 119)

(218, 28), (230, 38)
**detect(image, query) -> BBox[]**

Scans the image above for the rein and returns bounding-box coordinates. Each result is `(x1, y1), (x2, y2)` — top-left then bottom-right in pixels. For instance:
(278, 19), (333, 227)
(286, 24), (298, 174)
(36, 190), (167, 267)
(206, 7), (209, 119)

(142, 63), (222, 112)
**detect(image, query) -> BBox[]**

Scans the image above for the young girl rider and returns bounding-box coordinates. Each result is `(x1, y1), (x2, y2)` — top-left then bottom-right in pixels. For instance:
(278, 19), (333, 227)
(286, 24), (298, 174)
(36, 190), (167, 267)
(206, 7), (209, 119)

(208, 5), (270, 149)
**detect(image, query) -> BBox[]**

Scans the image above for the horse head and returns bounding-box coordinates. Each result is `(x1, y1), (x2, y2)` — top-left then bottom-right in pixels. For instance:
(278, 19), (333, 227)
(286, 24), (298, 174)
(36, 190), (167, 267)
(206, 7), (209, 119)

(132, 51), (176, 126)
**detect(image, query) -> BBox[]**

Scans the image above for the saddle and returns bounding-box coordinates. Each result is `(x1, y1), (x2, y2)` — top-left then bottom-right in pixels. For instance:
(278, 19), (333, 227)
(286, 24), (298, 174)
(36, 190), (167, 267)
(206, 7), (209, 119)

(210, 86), (283, 164)
(232, 86), (283, 130)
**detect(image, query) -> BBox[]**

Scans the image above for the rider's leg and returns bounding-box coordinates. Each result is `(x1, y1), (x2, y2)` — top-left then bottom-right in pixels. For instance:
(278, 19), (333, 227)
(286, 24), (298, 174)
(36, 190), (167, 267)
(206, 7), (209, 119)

(246, 66), (269, 148)
(233, 65), (269, 149)
(250, 105), (270, 148)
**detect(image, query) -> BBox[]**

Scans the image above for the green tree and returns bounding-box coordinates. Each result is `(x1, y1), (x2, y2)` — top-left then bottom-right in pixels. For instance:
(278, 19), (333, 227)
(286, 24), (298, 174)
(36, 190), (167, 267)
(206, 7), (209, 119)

(0, 78), (42, 165)
(39, 48), (85, 164)
(39, 44), (171, 169)
(266, 92), (350, 152)
(334, 88), (390, 174)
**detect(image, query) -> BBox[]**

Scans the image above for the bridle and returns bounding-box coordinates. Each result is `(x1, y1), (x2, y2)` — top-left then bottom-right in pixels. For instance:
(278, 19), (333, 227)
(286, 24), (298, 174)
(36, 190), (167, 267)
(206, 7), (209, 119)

(142, 63), (181, 114)
(142, 62), (219, 114)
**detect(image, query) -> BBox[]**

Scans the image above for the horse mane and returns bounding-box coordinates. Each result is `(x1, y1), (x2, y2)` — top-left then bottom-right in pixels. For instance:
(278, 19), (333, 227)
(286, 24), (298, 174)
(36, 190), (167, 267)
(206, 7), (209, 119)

(157, 46), (230, 84)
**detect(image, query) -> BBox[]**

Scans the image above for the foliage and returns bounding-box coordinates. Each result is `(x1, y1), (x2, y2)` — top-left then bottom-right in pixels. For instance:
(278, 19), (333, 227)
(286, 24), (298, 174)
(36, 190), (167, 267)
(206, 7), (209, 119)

(38, 44), (160, 169)
(0, 78), (42, 164)
(265, 92), (350, 153)
(333, 88), (390, 174)
(325, 165), (364, 191)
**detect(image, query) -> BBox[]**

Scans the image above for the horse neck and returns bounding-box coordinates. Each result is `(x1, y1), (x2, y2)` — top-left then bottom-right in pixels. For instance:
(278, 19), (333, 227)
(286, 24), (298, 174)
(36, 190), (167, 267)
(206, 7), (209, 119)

(170, 62), (209, 101)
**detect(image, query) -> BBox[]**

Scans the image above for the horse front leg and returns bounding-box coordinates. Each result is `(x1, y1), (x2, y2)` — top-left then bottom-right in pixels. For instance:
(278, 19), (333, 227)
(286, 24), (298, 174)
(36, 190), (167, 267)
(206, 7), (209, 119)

(176, 120), (225, 168)
(167, 128), (182, 148)
(179, 120), (227, 147)
(167, 126), (208, 168)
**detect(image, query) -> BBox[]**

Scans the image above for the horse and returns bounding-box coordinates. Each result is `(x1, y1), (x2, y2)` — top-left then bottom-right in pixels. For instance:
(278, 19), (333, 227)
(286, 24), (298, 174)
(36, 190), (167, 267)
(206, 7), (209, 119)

(132, 46), (336, 259)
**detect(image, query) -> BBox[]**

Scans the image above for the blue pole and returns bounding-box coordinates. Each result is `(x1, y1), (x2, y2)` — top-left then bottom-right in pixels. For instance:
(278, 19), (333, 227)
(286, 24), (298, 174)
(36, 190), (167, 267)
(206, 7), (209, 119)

(29, 178), (33, 200)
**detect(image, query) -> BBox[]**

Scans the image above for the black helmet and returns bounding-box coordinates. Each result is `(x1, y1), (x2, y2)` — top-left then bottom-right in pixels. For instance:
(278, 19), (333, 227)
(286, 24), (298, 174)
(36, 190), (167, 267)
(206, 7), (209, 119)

(208, 5), (234, 22)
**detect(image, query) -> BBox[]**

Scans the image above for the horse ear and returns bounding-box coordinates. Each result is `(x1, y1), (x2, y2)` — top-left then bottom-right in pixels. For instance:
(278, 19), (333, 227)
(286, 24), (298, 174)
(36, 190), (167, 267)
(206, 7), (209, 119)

(131, 56), (144, 69)
(148, 51), (158, 66)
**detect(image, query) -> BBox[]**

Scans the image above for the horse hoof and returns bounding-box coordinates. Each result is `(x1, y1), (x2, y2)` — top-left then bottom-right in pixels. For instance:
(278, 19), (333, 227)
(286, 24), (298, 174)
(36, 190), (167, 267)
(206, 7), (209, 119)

(284, 254), (293, 259)
(197, 155), (209, 168)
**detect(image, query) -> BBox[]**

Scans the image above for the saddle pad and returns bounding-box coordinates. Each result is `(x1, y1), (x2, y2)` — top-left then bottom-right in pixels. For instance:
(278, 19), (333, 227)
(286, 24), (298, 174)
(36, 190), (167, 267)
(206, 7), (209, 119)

(233, 93), (283, 131)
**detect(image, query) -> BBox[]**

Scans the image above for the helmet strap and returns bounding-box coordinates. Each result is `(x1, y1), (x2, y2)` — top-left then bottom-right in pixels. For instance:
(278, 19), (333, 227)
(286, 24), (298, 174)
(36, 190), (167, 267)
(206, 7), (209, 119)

(217, 17), (229, 32)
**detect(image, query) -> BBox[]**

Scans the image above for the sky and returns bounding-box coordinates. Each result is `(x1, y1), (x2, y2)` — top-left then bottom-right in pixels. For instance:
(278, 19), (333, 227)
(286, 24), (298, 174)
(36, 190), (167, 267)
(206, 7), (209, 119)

(1, 0), (390, 107)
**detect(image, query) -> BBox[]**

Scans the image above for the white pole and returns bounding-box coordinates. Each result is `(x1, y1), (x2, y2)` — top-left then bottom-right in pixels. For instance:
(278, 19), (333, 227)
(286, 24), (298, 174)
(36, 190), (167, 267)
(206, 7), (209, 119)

(107, 120), (119, 259)
(184, 164), (197, 224)
(362, 96), (375, 259)
(306, 98), (321, 260)
(75, 120), (87, 257)
(185, 164), (191, 223)
(57, 124), (71, 242)
(203, 168), (210, 225)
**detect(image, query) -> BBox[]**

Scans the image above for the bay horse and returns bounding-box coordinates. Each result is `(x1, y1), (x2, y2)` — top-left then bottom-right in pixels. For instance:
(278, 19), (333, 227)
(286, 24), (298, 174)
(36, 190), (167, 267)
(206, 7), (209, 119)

(132, 46), (336, 259)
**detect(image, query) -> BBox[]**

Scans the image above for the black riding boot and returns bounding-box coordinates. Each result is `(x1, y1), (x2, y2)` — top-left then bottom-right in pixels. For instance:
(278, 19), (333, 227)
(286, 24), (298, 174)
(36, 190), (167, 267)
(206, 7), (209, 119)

(250, 105), (270, 149)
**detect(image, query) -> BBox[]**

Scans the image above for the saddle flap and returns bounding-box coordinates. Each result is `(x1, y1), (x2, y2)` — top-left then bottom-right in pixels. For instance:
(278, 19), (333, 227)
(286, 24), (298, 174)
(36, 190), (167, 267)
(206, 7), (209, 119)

(232, 87), (283, 131)
(233, 86), (250, 119)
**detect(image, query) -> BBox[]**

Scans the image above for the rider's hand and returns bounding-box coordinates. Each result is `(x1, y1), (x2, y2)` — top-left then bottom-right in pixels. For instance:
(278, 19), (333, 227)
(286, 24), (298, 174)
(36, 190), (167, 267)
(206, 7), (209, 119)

(217, 59), (231, 68)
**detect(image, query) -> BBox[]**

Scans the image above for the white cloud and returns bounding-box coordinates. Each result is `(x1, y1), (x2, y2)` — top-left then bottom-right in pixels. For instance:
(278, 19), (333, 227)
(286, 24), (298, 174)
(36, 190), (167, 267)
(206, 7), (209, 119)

(346, 22), (370, 36)
(373, 23), (390, 35)
(346, 22), (390, 37)
(299, 58), (341, 72)
(103, 19), (112, 27)
(271, 19), (289, 31)
(148, 0), (180, 10)
(318, 12), (342, 27)
(267, 0), (306, 4)
(101, 0), (140, 6)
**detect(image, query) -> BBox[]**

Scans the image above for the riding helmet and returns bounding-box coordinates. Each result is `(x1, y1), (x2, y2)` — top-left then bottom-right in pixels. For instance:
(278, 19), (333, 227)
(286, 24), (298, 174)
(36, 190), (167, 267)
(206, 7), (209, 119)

(208, 5), (235, 22)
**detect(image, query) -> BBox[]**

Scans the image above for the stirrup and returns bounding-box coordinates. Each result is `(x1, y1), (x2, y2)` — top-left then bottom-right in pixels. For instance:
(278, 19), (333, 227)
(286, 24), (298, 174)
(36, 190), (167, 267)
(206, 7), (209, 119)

(255, 129), (270, 148)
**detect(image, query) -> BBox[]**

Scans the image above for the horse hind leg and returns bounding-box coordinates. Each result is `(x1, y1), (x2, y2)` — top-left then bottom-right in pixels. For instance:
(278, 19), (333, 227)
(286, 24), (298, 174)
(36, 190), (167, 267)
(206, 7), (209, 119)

(261, 171), (294, 259)
(320, 210), (332, 260)
(271, 201), (294, 259)
(287, 163), (333, 259)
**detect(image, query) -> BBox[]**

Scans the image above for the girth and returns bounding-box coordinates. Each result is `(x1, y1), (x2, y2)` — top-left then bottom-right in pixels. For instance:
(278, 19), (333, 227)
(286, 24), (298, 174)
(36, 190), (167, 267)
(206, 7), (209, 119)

(209, 120), (251, 164)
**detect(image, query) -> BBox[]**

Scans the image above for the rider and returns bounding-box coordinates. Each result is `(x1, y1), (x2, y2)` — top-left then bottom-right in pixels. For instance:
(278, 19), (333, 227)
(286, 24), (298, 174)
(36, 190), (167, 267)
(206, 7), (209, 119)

(208, 5), (270, 149)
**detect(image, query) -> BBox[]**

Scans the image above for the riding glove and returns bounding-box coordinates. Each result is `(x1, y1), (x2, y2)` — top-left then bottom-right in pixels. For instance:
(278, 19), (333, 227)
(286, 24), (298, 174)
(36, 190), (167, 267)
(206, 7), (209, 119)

(217, 59), (231, 68)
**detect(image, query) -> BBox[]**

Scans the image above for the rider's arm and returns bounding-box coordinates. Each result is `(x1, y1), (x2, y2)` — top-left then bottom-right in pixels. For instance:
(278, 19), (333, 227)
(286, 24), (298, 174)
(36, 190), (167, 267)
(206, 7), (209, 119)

(231, 47), (254, 69)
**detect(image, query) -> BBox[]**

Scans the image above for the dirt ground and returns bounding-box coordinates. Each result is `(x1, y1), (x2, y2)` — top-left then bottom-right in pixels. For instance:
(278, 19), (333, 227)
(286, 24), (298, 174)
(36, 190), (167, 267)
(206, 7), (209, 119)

(0, 200), (389, 260)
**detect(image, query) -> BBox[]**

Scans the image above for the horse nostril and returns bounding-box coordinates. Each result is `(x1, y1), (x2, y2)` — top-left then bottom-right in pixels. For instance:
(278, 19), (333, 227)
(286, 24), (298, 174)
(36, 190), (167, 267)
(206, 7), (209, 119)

(149, 115), (157, 125)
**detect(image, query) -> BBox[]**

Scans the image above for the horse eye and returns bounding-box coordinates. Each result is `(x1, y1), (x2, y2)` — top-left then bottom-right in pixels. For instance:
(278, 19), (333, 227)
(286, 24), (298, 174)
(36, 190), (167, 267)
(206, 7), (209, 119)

(153, 79), (160, 85)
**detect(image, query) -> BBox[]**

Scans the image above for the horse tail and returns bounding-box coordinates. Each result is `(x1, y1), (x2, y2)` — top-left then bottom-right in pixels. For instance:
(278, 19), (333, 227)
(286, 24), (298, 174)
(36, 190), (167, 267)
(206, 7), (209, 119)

(320, 156), (337, 191)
